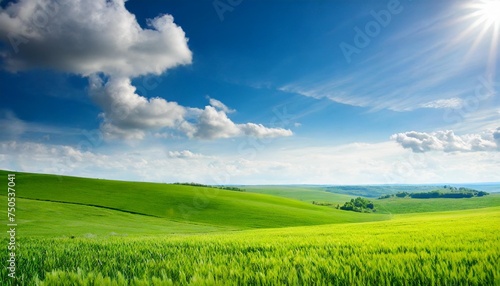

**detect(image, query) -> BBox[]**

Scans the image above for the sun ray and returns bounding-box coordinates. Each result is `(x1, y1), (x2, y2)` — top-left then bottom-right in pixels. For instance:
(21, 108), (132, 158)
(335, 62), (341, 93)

(457, 0), (500, 78)
(487, 21), (500, 77)
(462, 21), (491, 63)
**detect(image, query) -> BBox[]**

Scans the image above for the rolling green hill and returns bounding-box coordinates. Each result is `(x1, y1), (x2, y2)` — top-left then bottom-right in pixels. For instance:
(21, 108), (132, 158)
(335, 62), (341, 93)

(244, 185), (356, 204)
(0, 170), (388, 237)
(245, 184), (500, 215)
(324, 185), (443, 197)
(8, 198), (229, 237)
(1, 170), (499, 285)
(3, 170), (498, 238)
(374, 195), (500, 214)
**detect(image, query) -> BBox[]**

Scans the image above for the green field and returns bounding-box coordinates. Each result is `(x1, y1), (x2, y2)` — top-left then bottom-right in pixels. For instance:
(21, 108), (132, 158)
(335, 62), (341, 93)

(246, 184), (500, 215)
(2, 207), (499, 285)
(375, 195), (500, 214)
(1, 170), (499, 285)
(244, 185), (356, 204)
(0, 171), (386, 236)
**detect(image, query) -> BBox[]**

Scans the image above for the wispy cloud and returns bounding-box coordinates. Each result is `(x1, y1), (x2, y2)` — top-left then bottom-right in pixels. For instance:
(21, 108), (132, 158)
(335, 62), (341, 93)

(419, 98), (464, 109)
(280, 4), (494, 114)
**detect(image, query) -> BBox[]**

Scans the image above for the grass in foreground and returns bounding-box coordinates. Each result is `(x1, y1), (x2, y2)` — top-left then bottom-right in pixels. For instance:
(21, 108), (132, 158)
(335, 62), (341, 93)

(2, 207), (499, 285)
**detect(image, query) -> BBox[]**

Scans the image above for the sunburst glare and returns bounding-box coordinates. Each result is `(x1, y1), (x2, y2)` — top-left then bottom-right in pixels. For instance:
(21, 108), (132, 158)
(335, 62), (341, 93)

(461, 0), (500, 77)
(476, 0), (500, 27)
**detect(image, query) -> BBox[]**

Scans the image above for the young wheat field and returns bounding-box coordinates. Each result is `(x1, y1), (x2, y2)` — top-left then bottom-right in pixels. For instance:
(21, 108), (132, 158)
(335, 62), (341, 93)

(1, 172), (499, 285)
(2, 207), (499, 285)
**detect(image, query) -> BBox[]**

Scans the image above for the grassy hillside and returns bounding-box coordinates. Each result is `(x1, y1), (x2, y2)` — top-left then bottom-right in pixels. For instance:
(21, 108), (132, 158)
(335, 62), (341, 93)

(0, 170), (388, 235)
(374, 194), (500, 214)
(324, 185), (443, 198)
(245, 184), (500, 215)
(5, 198), (229, 237)
(3, 207), (499, 285)
(1, 170), (499, 285)
(244, 185), (355, 204)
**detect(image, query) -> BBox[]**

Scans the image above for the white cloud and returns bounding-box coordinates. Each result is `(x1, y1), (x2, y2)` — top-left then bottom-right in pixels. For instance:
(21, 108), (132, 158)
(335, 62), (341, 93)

(88, 76), (292, 140)
(0, 0), (290, 141)
(239, 123), (293, 138)
(89, 76), (187, 140)
(167, 150), (210, 159)
(0, 0), (192, 77)
(0, 141), (112, 176)
(419, 98), (464, 109)
(3, 140), (499, 185)
(189, 106), (240, 139)
(208, 97), (235, 113)
(391, 128), (500, 153)
(188, 105), (292, 140)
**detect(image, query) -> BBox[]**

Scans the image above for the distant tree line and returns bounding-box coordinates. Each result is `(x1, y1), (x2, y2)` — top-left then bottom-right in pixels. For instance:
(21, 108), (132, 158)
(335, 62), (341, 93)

(339, 197), (375, 213)
(323, 185), (441, 198)
(173, 182), (245, 192)
(378, 186), (488, 199)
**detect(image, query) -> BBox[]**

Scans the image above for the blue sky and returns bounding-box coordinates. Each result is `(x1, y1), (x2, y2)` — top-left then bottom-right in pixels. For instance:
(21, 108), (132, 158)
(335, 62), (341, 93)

(0, 0), (499, 184)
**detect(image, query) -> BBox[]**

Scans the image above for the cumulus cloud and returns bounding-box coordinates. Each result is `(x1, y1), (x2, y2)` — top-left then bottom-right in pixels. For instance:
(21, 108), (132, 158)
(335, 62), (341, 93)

(89, 76), (187, 140)
(187, 105), (293, 140)
(0, 0), (291, 140)
(391, 129), (500, 153)
(208, 97), (235, 113)
(189, 106), (240, 139)
(167, 150), (209, 159)
(0, 0), (192, 77)
(239, 123), (293, 138)
(88, 76), (292, 139)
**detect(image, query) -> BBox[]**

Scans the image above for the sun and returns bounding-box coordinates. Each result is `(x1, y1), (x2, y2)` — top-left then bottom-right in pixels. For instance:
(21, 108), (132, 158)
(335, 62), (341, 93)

(457, 0), (500, 77)
(462, 0), (500, 33)
(476, 0), (500, 27)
